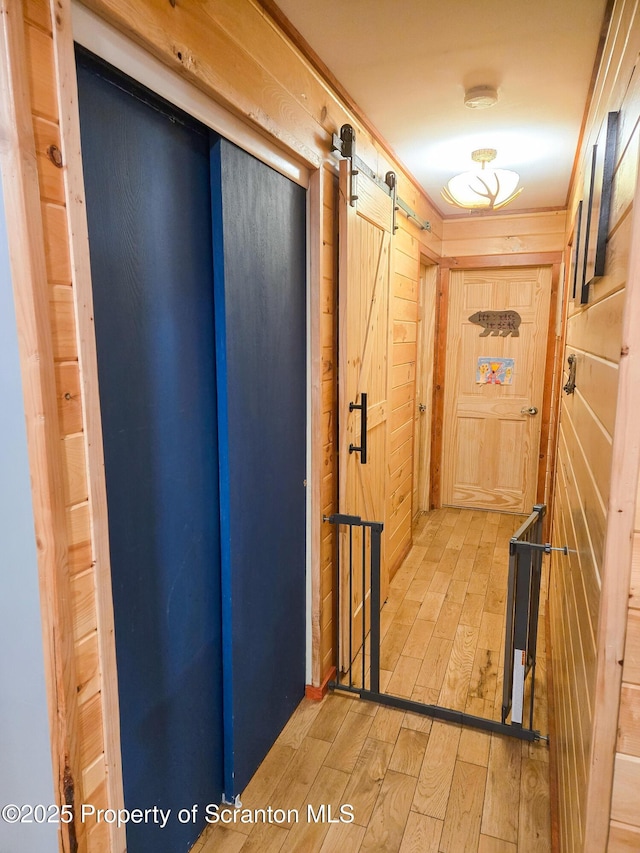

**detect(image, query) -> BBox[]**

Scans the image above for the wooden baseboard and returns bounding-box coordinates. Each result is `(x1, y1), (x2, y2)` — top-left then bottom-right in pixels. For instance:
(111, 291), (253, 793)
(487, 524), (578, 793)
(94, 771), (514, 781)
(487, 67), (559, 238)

(546, 607), (560, 853)
(305, 666), (336, 701)
(389, 540), (413, 582)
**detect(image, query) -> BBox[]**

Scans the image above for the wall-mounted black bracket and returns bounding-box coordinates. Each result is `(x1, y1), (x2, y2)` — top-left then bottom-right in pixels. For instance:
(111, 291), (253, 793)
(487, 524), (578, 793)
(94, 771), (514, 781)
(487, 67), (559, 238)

(331, 126), (431, 231)
(336, 124), (359, 205)
(563, 353), (577, 394)
(386, 171), (398, 233)
(511, 541), (569, 556)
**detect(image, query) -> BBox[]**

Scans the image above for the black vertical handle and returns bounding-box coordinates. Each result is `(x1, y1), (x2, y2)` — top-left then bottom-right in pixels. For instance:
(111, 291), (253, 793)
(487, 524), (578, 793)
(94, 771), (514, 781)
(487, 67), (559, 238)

(348, 392), (367, 464)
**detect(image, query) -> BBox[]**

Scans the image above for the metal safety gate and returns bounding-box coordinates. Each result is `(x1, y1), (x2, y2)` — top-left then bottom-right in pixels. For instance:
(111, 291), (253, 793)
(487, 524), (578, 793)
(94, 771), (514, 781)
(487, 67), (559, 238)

(325, 506), (560, 742)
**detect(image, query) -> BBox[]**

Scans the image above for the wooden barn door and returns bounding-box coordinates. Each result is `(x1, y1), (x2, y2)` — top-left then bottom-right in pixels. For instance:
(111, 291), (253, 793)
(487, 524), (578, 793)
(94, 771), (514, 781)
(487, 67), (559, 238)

(338, 159), (393, 670)
(442, 267), (552, 512)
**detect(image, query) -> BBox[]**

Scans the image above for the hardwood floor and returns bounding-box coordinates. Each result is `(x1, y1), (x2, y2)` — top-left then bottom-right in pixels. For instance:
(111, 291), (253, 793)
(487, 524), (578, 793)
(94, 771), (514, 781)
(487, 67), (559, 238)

(191, 508), (551, 853)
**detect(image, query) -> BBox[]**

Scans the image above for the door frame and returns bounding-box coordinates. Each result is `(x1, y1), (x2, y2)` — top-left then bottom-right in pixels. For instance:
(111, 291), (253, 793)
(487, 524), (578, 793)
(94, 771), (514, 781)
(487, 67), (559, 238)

(414, 257), (439, 515)
(431, 253), (562, 512)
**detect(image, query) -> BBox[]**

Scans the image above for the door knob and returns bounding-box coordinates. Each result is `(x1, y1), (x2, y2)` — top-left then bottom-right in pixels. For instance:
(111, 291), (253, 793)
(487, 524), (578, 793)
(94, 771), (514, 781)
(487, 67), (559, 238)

(419, 403), (426, 413)
(521, 406), (538, 416)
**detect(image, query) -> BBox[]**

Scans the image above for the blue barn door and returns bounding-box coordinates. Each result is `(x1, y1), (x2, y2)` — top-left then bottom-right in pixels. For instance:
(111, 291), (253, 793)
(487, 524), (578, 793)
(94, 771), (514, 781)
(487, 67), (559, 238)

(211, 139), (307, 799)
(76, 52), (223, 853)
(76, 49), (307, 848)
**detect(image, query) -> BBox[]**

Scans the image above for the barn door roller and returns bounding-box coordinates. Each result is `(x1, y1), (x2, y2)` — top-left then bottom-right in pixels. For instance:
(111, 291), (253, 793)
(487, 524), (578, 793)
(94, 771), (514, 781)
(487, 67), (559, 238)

(332, 124), (431, 232)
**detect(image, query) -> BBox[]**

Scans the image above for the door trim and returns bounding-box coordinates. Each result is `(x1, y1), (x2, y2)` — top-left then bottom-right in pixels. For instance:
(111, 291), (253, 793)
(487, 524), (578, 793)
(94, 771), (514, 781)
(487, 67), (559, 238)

(431, 253), (562, 510)
(71, 1), (310, 189)
(414, 258), (438, 515)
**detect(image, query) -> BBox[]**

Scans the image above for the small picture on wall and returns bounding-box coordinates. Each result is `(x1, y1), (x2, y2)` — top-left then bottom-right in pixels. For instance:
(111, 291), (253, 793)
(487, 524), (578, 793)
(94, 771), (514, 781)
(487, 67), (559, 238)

(476, 357), (515, 385)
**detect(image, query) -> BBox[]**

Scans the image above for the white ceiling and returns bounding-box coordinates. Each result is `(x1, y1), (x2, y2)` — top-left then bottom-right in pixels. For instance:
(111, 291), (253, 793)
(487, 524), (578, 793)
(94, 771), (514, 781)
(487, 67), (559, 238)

(274, 0), (609, 216)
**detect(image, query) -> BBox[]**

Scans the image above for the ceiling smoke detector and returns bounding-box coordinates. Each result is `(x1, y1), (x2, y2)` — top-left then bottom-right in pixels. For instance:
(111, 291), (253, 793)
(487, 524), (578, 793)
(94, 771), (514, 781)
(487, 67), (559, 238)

(464, 85), (499, 109)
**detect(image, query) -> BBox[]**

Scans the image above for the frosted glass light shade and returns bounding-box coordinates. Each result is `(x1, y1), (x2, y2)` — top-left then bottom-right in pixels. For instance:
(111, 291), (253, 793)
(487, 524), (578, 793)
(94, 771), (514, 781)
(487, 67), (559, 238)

(442, 167), (523, 210)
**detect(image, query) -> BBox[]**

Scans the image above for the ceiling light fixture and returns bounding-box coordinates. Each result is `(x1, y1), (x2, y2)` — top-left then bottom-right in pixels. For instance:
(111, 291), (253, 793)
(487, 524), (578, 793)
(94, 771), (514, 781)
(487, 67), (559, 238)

(441, 148), (523, 211)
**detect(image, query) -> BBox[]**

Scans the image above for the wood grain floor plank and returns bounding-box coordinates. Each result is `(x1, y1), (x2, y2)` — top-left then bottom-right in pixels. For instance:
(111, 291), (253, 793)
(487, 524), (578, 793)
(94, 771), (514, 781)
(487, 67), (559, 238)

(360, 769), (417, 852)
(413, 721), (461, 819)
(269, 736), (332, 824)
(284, 765), (350, 852)
(518, 757), (551, 852)
(478, 833), (517, 852)
(468, 646), (499, 706)
(481, 736), (523, 844)
(388, 728), (430, 777)
(416, 637), (454, 690)
(386, 654), (422, 698)
(445, 579), (468, 605)
(468, 571), (490, 596)
(478, 612), (504, 652)
(308, 693), (352, 742)
(238, 823), (288, 853)
(200, 825), (248, 853)
(430, 571), (452, 594)
(439, 760), (487, 853)
(433, 600), (464, 640)
(405, 577), (431, 601)
(368, 704), (405, 744)
(323, 710), (373, 773)
(277, 698), (324, 748)
(381, 622), (413, 670)
(484, 586), (507, 616)
(452, 556), (475, 582)
(342, 736), (395, 827)
(398, 811), (443, 852)
(460, 592), (485, 627)
(240, 743), (296, 813)
(402, 618), (435, 659)
(438, 624), (480, 711)
(394, 598), (422, 626)
(402, 705), (434, 733)
(458, 727), (492, 767)
(318, 821), (367, 852)
(417, 591), (445, 622)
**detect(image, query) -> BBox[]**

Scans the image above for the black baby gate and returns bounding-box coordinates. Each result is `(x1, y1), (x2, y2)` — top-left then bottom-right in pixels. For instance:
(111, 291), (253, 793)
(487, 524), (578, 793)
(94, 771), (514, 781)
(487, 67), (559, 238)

(324, 506), (557, 742)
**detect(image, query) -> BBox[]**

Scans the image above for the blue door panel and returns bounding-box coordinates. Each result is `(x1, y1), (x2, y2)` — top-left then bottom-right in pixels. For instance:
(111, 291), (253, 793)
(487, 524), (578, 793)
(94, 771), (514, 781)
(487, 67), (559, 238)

(76, 52), (223, 853)
(211, 139), (307, 797)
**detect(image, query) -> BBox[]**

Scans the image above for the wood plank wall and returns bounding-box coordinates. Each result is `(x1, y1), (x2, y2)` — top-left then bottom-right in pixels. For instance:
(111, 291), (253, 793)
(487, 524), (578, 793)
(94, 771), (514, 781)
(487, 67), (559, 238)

(548, 1), (640, 849)
(1, 2), (124, 851)
(442, 210), (567, 260)
(387, 206), (442, 576)
(8, 0), (443, 839)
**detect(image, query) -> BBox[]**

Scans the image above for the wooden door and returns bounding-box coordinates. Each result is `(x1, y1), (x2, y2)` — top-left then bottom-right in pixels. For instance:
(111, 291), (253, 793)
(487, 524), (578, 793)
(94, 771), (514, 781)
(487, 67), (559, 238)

(442, 267), (552, 512)
(338, 159), (393, 671)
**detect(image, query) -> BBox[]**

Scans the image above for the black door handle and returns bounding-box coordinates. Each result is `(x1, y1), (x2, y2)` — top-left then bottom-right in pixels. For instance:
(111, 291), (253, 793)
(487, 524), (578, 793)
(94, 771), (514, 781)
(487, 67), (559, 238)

(349, 392), (367, 464)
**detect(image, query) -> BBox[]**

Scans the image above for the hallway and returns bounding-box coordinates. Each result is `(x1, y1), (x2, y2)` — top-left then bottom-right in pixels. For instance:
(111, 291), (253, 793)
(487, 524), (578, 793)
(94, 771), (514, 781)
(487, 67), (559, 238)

(194, 508), (551, 852)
